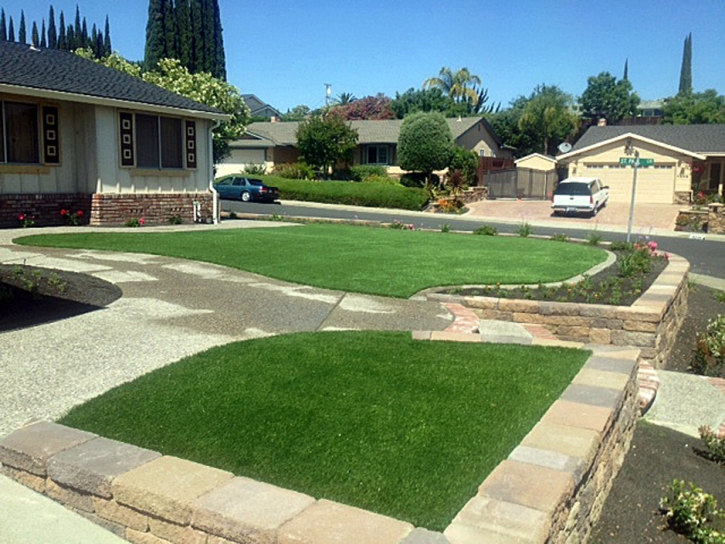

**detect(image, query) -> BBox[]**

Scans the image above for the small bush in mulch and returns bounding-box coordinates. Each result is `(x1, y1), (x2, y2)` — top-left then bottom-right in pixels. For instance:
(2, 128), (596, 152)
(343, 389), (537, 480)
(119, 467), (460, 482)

(692, 315), (725, 377)
(445, 240), (669, 306)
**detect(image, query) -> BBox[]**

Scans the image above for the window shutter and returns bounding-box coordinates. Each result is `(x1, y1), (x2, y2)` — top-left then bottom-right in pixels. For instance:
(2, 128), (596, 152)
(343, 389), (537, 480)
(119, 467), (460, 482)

(42, 106), (60, 164)
(185, 120), (197, 169)
(119, 112), (135, 167)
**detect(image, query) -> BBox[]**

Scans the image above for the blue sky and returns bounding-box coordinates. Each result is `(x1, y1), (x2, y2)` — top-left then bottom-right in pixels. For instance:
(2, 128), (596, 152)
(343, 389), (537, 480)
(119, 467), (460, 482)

(4, 0), (725, 113)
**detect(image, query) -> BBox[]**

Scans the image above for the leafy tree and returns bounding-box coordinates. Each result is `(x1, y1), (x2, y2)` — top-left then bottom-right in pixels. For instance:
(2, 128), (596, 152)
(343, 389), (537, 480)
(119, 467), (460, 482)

(398, 111), (454, 186)
(580, 71), (639, 124)
(424, 66), (481, 107)
(448, 146), (478, 186)
(678, 33), (692, 96)
(518, 84), (578, 156)
(295, 115), (358, 174)
(18, 10), (26, 43)
(47, 6), (57, 48)
(390, 87), (453, 118)
(662, 90), (725, 124)
(330, 93), (395, 120)
(282, 104), (311, 121)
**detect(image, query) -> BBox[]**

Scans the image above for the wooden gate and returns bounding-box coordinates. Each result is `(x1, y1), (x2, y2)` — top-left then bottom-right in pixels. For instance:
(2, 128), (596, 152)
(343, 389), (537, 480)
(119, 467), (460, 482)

(485, 168), (559, 199)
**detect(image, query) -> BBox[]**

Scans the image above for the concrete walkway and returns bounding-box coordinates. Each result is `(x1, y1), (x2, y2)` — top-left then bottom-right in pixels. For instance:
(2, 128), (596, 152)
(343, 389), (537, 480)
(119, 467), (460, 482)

(1, 219), (724, 543)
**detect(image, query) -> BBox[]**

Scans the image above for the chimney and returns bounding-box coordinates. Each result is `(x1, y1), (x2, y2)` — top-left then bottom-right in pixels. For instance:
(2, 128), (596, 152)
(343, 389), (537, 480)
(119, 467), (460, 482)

(597, 118), (607, 127)
(270, 116), (280, 123)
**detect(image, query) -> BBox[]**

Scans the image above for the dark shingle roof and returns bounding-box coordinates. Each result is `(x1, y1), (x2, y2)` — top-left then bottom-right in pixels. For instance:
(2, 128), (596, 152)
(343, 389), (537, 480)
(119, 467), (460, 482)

(0, 41), (224, 116)
(573, 124), (725, 154)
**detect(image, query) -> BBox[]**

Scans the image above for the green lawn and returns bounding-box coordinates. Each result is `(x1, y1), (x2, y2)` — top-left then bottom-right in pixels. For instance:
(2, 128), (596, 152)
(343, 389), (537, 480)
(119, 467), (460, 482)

(59, 331), (588, 531)
(16, 223), (607, 298)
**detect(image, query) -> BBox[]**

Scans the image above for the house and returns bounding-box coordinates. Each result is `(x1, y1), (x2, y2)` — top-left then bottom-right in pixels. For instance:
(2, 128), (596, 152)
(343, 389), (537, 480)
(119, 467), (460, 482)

(557, 124), (725, 204)
(216, 116), (513, 178)
(0, 41), (229, 227)
(514, 153), (557, 172)
(242, 94), (282, 120)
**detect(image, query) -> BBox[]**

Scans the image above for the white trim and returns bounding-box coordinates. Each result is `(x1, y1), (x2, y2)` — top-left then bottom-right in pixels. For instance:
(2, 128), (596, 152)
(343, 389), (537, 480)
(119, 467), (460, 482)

(514, 153), (558, 165)
(557, 132), (706, 161)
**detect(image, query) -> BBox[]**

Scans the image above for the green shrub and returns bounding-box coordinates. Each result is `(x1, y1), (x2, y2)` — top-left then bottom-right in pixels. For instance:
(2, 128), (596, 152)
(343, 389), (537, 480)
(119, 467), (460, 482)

(400, 172), (427, 188)
(699, 425), (725, 463)
(274, 162), (316, 180)
(550, 233), (569, 242)
(660, 480), (724, 543)
(586, 232), (603, 246)
(243, 164), (267, 175)
(362, 174), (397, 185)
(350, 165), (387, 182)
(449, 146), (478, 185)
(517, 222), (533, 237)
(473, 225), (498, 236)
(692, 315), (725, 376)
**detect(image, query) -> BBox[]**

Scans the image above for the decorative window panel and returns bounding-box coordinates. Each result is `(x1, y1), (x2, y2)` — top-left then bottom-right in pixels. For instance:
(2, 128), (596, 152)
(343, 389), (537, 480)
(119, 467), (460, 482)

(185, 120), (197, 169)
(119, 112), (135, 166)
(42, 105), (60, 164)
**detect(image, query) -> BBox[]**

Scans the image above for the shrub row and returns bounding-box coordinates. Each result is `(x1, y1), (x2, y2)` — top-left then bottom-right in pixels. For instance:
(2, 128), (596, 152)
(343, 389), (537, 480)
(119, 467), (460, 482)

(258, 175), (430, 210)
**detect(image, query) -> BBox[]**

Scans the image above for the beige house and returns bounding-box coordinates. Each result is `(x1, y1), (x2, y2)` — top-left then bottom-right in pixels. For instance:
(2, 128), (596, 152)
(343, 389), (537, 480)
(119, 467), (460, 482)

(557, 125), (725, 204)
(0, 41), (228, 227)
(218, 117), (512, 178)
(514, 153), (557, 172)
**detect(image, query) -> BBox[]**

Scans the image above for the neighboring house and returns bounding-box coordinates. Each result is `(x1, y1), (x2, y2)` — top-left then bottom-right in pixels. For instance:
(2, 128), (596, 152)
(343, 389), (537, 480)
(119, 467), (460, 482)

(242, 94), (282, 120)
(217, 117), (513, 178)
(514, 153), (557, 172)
(557, 124), (725, 204)
(0, 41), (228, 227)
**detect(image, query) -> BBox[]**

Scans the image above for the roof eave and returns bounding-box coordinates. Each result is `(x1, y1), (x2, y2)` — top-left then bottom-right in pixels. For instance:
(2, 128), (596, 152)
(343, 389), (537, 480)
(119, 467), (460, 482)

(558, 132), (706, 161)
(0, 84), (230, 121)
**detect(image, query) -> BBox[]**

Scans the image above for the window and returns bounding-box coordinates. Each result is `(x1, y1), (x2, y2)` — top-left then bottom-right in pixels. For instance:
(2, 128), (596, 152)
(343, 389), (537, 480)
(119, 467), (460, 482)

(365, 145), (390, 165)
(120, 112), (191, 169)
(1, 101), (40, 164)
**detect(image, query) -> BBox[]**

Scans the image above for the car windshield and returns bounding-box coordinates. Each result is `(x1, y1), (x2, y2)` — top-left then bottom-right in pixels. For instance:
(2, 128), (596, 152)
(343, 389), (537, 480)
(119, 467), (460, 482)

(555, 183), (592, 196)
(248, 179), (264, 186)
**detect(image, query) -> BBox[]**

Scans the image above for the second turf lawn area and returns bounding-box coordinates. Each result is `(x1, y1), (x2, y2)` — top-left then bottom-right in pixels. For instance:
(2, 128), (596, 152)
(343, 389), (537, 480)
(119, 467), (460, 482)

(17, 223), (607, 298)
(59, 331), (589, 531)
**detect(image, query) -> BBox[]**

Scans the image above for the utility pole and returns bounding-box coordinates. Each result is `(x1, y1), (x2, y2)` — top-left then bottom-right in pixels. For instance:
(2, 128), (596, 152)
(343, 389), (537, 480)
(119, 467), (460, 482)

(325, 83), (331, 107)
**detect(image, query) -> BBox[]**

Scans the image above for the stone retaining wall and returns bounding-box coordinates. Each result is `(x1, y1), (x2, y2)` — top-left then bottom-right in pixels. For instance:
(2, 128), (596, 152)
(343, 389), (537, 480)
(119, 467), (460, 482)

(430, 253), (690, 369)
(0, 344), (639, 544)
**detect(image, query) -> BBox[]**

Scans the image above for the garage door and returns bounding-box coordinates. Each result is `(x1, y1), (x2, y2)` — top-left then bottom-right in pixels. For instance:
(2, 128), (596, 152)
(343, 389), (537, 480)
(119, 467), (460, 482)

(579, 165), (676, 204)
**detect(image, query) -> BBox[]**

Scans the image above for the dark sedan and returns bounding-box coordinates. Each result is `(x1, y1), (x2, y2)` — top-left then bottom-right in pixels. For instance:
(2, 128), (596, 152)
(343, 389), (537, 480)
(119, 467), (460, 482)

(214, 176), (280, 203)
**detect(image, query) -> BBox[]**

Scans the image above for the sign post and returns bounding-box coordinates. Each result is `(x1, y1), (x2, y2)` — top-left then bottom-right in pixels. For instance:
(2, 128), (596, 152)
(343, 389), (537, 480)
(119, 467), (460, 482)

(620, 146), (654, 242)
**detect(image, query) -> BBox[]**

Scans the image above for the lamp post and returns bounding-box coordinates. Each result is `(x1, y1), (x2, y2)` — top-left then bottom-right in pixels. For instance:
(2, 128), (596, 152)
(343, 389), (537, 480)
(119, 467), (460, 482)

(624, 139), (639, 243)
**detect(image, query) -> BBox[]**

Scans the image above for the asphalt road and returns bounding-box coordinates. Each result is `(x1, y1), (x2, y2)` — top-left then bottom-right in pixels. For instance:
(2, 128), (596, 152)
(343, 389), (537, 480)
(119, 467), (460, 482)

(223, 200), (725, 280)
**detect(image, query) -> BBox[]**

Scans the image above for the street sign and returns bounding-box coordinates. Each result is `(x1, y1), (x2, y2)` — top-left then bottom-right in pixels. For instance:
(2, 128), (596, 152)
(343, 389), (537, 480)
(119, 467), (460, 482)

(619, 157), (654, 167)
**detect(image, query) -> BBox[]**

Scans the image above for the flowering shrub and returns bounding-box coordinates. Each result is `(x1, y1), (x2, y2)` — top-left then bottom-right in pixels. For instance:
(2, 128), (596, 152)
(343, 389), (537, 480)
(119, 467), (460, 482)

(125, 218), (146, 228)
(692, 315), (725, 376)
(60, 209), (85, 226)
(18, 213), (35, 228)
(699, 425), (725, 464)
(660, 480), (724, 543)
(437, 198), (463, 214)
(618, 241), (667, 278)
(388, 220), (415, 230)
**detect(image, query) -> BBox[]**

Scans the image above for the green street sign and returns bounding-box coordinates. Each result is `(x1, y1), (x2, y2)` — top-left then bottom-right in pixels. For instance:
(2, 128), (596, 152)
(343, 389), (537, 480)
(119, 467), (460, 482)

(619, 157), (654, 167)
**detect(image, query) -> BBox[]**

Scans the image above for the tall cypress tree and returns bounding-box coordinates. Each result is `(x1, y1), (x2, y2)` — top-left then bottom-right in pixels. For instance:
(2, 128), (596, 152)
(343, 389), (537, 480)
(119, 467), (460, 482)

(211, 0), (225, 80)
(144, 0), (165, 69)
(47, 6), (57, 48)
(189, 0), (204, 73)
(678, 33), (693, 96)
(163, 0), (177, 61)
(0, 10), (7, 41)
(201, 0), (215, 74)
(66, 24), (75, 50)
(175, 0), (191, 67)
(103, 16), (111, 55)
(18, 10), (26, 43)
(31, 21), (39, 45)
(74, 6), (81, 44)
(8, 17), (14, 42)
(81, 17), (89, 48)
(623, 59), (629, 81)
(40, 20), (47, 47)
(58, 11), (66, 49)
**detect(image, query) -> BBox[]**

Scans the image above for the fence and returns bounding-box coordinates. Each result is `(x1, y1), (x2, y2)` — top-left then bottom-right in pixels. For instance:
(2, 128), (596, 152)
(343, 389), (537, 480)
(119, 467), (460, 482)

(484, 167), (559, 200)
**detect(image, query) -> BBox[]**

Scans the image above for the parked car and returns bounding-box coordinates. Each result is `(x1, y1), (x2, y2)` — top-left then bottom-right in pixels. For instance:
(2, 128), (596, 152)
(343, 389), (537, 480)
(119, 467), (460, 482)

(551, 177), (609, 217)
(214, 176), (280, 203)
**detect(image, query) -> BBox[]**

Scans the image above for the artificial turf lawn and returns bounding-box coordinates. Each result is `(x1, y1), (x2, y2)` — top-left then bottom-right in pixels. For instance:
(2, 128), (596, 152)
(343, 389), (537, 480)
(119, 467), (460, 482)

(59, 331), (589, 531)
(16, 223), (607, 298)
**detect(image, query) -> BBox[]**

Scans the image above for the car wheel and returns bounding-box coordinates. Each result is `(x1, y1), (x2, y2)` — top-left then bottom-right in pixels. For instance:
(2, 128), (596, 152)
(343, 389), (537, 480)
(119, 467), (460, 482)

(241, 191), (251, 202)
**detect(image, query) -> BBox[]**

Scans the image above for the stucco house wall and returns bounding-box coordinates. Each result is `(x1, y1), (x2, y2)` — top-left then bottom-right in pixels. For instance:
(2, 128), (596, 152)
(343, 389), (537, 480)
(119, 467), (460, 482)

(515, 154), (557, 172)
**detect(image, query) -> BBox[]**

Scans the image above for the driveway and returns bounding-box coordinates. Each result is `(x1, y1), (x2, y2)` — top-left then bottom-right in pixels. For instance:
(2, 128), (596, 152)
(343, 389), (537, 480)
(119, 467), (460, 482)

(0, 223), (452, 436)
(465, 200), (682, 232)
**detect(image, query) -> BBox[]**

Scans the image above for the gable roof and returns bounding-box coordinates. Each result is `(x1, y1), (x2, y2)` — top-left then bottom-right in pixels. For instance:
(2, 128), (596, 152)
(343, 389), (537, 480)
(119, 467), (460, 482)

(515, 153), (557, 165)
(0, 41), (226, 119)
(234, 116), (498, 148)
(242, 94), (282, 118)
(569, 124), (725, 156)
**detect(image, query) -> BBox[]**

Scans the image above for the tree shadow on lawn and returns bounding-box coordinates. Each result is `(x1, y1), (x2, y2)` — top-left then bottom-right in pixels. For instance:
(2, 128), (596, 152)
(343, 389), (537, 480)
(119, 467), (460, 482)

(0, 265), (122, 332)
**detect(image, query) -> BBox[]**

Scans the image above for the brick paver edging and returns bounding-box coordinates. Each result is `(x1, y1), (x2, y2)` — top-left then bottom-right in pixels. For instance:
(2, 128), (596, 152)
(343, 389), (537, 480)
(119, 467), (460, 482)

(0, 345), (639, 544)
(427, 253), (690, 369)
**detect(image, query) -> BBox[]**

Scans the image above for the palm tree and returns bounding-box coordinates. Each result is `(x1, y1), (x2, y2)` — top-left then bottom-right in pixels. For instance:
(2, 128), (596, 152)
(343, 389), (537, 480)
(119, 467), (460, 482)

(334, 92), (357, 105)
(423, 67), (482, 108)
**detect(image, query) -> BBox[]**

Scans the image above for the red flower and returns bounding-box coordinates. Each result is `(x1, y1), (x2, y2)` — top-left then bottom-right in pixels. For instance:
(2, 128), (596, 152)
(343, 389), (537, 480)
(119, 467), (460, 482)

(18, 214), (25, 221)
(77, 210), (84, 217)
(60, 209), (68, 216)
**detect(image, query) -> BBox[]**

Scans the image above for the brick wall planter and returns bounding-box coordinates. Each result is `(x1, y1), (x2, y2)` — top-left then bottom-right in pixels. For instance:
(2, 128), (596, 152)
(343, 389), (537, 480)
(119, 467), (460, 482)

(0, 193), (92, 228)
(1, 343), (639, 544)
(428, 253), (690, 369)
